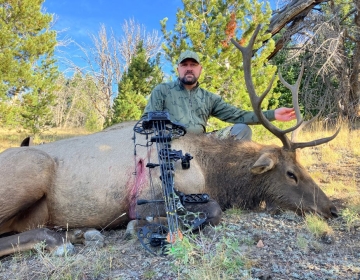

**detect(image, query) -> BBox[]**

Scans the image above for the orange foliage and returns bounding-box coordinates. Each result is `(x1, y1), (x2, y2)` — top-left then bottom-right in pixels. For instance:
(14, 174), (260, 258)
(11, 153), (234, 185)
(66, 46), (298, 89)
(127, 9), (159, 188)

(225, 13), (237, 39)
(221, 12), (237, 48)
(239, 38), (247, 46)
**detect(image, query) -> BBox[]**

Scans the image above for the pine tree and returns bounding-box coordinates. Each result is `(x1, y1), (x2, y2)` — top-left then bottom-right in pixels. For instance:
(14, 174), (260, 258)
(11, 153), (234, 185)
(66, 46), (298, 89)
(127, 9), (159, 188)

(160, 0), (278, 129)
(111, 42), (163, 125)
(0, 0), (58, 134)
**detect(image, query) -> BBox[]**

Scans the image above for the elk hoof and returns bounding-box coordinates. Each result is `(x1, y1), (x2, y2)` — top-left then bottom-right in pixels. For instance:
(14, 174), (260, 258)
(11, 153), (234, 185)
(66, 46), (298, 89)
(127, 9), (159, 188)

(84, 229), (105, 247)
(52, 242), (76, 256)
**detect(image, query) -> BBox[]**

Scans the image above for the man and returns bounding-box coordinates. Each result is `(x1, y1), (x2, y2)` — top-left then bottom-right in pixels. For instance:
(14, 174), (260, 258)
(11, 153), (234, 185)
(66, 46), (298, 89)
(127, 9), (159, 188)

(143, 50), (296, 140)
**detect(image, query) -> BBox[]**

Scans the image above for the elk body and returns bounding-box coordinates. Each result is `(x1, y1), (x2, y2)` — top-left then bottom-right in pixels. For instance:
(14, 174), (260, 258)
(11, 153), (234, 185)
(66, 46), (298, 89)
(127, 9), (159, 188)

(0, 122), (338, 257)
(0, 25), (339, 257)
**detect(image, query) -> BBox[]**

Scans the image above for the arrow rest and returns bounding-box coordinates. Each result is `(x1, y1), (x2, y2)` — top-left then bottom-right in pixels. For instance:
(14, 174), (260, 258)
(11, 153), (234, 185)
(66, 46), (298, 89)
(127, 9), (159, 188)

(133, 112), (209, 256)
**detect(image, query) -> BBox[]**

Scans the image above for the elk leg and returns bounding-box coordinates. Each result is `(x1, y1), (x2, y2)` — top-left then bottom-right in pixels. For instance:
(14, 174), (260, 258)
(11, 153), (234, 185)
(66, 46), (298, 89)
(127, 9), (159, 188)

(0, 148), (55, 234)
(0, 228), (105, 257)
(0, 228), (72, 257)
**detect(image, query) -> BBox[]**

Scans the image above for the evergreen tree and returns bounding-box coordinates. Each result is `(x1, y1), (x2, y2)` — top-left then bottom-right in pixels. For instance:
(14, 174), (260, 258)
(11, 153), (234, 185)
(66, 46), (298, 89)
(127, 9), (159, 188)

(111, 42), (163, 125)
(0, 0), (58, 134)
(160, 0), (277, 130)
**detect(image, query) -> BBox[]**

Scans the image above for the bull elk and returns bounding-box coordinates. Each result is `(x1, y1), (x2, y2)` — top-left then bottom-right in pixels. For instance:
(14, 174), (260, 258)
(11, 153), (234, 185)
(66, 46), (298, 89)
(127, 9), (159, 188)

(0, 25), (339, 257)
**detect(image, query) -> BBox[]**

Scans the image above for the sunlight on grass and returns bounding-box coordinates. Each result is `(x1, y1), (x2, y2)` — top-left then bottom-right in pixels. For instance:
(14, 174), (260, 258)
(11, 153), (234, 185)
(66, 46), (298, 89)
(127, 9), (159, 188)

(341, 207), (360, 232)
(318, 144), (342, 164)
(321, 177), (358, 199)
(348, 129), (360, 157)
(0, 127), (91, 152)
(298, 148), (318, 168)
(308, 169), (330, 187)
(305, 214), (333, 238)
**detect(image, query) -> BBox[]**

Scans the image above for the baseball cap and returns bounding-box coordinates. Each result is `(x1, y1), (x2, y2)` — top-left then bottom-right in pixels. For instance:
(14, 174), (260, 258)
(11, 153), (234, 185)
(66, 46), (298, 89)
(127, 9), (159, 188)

(177, 50), (200, 64)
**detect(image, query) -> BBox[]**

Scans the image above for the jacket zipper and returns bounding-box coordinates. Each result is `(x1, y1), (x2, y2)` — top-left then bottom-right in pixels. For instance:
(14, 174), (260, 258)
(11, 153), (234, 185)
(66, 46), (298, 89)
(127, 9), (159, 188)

(187, 89), (194, 123)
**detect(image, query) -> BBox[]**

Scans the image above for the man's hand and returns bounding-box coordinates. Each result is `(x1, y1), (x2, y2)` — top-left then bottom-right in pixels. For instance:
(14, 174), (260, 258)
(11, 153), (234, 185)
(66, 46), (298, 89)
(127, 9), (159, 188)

(274, 107), (296, 122)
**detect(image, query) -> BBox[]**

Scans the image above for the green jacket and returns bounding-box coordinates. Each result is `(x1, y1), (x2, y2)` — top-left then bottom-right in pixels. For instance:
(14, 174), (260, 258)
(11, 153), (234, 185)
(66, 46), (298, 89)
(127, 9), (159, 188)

(143, 79), (275, 134)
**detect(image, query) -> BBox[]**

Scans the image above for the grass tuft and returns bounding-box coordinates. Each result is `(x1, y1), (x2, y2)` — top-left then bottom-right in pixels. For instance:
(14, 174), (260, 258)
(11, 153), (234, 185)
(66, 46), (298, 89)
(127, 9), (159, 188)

(305, 214), (333, 238)
(167, 228), (253, 279)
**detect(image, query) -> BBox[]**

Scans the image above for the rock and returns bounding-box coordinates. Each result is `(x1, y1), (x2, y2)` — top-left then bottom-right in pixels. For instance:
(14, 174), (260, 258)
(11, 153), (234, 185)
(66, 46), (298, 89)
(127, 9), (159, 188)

(52, 242), (75, 256)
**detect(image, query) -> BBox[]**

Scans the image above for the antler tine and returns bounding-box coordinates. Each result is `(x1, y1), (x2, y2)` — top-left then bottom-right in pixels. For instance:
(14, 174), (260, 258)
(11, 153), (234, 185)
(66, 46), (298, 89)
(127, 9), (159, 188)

(231, 25), (293, 149)
(279, 64), (341, 149)
(291, 127), (341, 149)
(278, 63), (304, 123)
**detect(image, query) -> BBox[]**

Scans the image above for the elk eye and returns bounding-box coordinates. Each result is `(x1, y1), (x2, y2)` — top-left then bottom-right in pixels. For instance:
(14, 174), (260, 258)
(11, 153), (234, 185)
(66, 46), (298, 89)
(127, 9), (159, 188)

(287, 171), (298, 183)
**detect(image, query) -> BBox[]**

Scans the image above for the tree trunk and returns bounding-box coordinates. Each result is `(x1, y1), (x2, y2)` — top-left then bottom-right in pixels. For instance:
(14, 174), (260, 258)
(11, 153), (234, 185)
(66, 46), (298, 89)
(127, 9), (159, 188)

(268, 0), (330, 59)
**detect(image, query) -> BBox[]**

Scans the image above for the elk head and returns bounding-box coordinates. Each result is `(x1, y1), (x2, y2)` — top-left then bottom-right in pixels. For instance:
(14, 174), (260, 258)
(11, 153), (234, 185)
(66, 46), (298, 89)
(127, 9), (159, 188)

(231, 25), (339, 218)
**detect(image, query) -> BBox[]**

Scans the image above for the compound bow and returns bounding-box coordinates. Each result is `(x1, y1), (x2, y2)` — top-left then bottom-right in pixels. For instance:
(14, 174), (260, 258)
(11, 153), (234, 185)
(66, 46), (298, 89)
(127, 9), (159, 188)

(133, 112), (210, 255)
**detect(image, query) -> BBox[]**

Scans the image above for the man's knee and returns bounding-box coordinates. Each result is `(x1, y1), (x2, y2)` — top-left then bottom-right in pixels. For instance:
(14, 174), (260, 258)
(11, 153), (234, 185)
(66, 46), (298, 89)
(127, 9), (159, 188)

(230, 123), (252, 141)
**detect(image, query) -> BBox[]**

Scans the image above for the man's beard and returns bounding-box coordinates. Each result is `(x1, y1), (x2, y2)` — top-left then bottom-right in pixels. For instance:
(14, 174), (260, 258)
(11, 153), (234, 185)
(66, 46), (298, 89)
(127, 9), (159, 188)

(180, 73), (198, 85)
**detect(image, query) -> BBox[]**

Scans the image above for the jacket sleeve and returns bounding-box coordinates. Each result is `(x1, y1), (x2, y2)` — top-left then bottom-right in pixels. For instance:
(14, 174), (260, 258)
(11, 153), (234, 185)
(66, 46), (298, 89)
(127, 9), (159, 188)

(210, 94), (275, 124)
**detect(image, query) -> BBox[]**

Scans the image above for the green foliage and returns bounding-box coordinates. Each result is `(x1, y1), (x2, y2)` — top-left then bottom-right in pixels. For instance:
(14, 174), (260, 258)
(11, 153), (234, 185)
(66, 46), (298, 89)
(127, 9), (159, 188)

(85, 110), (101, 132)
(161, 0), (277, 129)
(0, 100), (22, 126)
(0, 0), (58, 134)
(168, 230), (250, 279)
(167, 236), (199, 265)
(20, 88), (55, 135)
(111, 42), (164, 125)
(341, 207), (360, 232)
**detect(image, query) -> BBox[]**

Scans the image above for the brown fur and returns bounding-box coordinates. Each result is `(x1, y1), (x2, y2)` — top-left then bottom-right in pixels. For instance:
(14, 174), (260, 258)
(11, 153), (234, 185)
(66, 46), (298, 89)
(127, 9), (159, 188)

(184, 136), (336, 215)
(0, 122), (337, 256)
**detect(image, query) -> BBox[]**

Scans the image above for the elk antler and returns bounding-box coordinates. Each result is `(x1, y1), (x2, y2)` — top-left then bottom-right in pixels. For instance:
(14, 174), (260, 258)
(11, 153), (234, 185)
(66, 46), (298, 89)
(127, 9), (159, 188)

(231, 25), (340, 151)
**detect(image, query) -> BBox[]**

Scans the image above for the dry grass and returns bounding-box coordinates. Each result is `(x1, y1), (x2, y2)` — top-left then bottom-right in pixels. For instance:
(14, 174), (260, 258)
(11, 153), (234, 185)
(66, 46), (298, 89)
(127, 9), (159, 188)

(0, 127), (91, 152)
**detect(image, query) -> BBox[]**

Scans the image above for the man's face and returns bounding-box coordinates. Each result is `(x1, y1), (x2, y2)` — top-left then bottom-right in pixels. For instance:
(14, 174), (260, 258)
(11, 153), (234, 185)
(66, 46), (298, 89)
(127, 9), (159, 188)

(177, 59), (202, 85)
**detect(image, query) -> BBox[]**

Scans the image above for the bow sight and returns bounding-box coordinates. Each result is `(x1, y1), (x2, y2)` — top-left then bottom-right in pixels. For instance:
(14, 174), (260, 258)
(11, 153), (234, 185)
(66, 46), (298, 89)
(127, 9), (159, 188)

(133, 112), (209, 255)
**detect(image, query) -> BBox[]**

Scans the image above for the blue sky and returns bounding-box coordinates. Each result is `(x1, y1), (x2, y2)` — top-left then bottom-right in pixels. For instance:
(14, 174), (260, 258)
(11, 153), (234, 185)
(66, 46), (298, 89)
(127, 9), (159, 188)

(43, 0), (182, 43)
(42, 0), (183, 72)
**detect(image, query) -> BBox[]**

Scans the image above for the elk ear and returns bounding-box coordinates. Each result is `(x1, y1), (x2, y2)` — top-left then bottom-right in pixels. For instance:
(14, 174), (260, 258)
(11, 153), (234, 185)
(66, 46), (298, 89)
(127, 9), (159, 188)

(251, 153), (277, 174)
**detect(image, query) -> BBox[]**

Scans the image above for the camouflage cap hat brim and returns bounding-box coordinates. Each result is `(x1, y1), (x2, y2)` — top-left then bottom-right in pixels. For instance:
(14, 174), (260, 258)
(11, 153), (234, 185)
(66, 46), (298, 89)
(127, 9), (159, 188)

(177, 50), (200, 64)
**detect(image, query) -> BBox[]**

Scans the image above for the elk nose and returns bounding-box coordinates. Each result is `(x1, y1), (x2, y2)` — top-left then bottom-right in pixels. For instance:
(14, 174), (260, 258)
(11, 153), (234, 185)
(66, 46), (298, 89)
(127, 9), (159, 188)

(330, 205), (338, 218)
